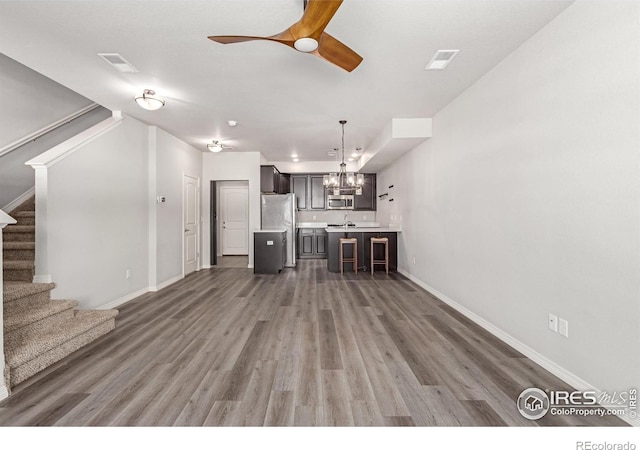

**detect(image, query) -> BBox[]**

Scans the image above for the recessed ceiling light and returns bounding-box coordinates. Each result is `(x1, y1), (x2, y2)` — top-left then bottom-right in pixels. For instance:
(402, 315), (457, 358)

(291, 153), (298, 158)
(425, 49), (460, 70)
(98, 53), (139, 73)
(348, 158), (354, 162)
(227, 120), (238, 127)
(351, 152), (359, 157)
(293, 158), (299, 162)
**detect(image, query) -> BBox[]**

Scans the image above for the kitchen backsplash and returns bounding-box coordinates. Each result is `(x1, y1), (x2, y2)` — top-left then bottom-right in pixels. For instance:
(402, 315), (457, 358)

(297, 210), (376, 223)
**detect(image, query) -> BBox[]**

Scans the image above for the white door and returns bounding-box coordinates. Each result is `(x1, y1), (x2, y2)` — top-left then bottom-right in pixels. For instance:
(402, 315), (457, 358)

(221, 186), (248, 255)
(183, 175), (200, 276)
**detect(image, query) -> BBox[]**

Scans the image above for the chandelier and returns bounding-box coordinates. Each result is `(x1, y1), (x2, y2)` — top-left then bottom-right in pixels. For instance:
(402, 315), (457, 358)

(323, 120), (364, 190)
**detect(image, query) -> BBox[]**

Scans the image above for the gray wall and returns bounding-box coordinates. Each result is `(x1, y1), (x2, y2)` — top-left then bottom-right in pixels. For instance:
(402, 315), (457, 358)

(376, 1), (639, 394)
(0, 53), (110, 210)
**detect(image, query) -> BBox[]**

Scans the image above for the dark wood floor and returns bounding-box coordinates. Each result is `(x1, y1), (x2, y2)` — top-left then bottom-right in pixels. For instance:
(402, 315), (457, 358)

(0, 260), (625, 426)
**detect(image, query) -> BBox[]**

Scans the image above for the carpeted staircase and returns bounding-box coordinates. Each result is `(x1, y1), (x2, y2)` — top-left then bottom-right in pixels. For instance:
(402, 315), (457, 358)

(2, 197), (118, 389)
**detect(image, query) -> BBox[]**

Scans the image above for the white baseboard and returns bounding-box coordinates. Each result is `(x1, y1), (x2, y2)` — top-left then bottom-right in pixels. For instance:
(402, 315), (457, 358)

(397, 268), (640, 427)
(97, 274), (185, 310)
(98, 286), (150, 310)
(1, 187), (35, 213)
(202, 264), (212, 269)
(33, 274), (53, 284)
(150, 274), (183, 292)
(0, 384), (9, 402)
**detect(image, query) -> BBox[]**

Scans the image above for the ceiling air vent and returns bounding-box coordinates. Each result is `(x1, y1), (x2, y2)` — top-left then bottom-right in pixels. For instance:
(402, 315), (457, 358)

(98, 53), (139, 73)
(425, 49), (459, 70)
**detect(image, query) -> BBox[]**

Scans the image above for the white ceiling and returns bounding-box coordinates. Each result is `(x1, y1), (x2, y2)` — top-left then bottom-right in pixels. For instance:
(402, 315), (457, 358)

(0, 0), (573, 163)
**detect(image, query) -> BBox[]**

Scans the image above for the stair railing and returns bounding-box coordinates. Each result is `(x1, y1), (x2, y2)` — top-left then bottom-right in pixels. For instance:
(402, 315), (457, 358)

(0, 103), (100, 158)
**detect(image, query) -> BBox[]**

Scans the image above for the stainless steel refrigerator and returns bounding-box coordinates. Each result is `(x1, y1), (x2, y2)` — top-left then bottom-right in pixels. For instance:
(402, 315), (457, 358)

(261, 194), (296, 267)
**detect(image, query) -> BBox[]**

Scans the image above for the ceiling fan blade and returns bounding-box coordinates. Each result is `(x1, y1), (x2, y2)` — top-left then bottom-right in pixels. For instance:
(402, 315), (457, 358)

(291, 0), (343, 40)
(313, 32), (362, 72)
(208, 35), (289, 45)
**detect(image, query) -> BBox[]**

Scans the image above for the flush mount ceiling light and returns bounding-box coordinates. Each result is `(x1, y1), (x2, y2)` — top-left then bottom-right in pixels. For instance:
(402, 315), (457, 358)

(425, 49), (460, 70)
(227, 120), (238, 127)
(207, 140), (233, 152)
(207, 141), (223, 152)
(135, 89), (165, 110)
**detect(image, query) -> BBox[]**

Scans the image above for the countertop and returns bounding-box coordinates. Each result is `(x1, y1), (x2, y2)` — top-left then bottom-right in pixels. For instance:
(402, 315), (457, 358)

(324, 227), (402, 233)
(297, 222), (328, 228)
(254, 228), (286, 233)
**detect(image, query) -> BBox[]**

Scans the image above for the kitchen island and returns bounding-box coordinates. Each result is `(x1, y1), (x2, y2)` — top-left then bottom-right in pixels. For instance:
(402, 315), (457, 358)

(325, 227), (401, 273)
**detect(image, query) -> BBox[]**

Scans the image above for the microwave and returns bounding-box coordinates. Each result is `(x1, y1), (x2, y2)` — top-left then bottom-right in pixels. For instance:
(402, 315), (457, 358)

(327, 194), (354, 210)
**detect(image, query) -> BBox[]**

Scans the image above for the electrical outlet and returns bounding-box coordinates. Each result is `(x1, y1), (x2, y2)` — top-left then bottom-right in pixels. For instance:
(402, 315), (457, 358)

(125, 268), (131, 279)
(559, 318), (569, 337)
(548, 314), (558, 332)
(313, 215), (316, 220)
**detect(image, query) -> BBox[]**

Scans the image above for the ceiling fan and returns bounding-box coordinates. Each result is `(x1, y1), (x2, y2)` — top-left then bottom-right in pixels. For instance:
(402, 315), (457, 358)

(208, 0), (362, 72)
(207, 140), (233, 152)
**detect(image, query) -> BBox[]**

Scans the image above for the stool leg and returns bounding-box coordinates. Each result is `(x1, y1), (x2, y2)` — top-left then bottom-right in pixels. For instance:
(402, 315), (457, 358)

(354, 241), (358, 273)
(385, 241), (389, 275)
(370, 239), (374, 274)
(339, 242), (343, 275)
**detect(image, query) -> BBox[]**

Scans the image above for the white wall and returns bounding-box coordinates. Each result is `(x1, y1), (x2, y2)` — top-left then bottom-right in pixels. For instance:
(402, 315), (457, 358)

(202, 152), (261, 268)
(377, 0), (639, 394)
(47, 116), (150, 309)
(152, 127), (202, 287)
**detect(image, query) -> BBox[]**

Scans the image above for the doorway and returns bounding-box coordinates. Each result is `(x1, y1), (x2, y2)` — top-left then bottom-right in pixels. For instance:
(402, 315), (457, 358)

(183, 174), (200, 276)
(218, 182), (249, 256)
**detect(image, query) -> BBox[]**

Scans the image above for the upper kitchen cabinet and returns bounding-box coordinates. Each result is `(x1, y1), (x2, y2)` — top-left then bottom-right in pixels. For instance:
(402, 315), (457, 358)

(291, 175), (308, 210)
(279, 173), (291, 194)
(354, 173), (377, 211)
(260, 165), (290, 194)
(292, 174), (326, 211)
(309, 176), (326, 210)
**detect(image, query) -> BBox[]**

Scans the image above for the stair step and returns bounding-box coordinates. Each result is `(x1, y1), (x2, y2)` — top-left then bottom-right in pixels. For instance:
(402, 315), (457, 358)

(5, 309), (118, 369)
(3, 241), (35, 250)
(3, 260), (34, 270)
(8, 311), (118, 387)
(2, 225), (35, 242)
(13, 211), (36, 225)
(4, 299), (79, 334)
(3, 260), (34, 282)
(3, 225), (35, 233)
(3, 281), (55, 304)
(2, 242), (35, 261)
(14, 211), (35, 218)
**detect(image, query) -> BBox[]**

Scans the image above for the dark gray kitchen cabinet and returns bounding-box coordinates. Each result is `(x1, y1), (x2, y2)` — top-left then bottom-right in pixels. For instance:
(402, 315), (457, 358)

(291, 175), (308, 210)
(309, 176), (326, 210)
(261, 165), (290, 194)
(354, 173), (376, 211)
(279, 173), (290, 194)
(297, 228), (328, 259)
(260, 165), (279, 193)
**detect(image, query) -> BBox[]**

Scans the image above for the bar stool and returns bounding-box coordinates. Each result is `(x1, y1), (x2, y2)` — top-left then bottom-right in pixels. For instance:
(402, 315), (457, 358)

(370, 237), (389, 274)
(339, 237), (358, 274)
